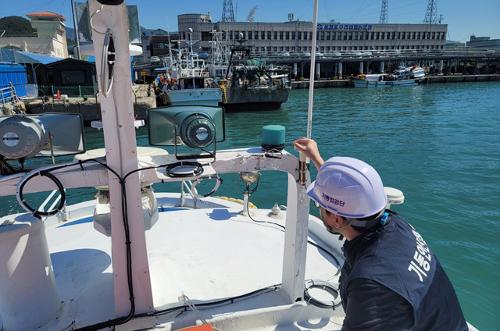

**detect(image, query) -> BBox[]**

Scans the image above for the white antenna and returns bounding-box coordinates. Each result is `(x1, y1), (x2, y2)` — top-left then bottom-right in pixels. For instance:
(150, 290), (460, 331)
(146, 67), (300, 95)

(306, 0), (319, 140)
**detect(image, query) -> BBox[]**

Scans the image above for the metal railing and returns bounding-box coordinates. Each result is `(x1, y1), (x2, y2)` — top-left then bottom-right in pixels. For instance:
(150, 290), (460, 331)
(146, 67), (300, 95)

(247, 49), (500, 62)
(0, 84), (17, 105)
(39, 189), (68, 221)
(38, 85), (97, 98)
(180, 180), (198, 208)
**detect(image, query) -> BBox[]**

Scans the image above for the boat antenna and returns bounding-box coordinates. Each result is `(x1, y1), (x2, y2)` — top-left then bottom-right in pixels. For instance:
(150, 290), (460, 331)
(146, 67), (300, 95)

(298, 0), (319, 185)
(306, 0), (319, 139)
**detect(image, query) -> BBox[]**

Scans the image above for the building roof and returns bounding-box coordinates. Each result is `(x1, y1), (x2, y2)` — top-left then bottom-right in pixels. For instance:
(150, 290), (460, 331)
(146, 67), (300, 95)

(26, 11), (65, 21)
(0, 48), (61, 64)
(45, 57), (95, 67)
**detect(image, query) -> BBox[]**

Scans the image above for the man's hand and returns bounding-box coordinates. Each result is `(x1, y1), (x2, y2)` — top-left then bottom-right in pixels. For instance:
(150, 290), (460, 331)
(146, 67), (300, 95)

(293, 138), (325, 170)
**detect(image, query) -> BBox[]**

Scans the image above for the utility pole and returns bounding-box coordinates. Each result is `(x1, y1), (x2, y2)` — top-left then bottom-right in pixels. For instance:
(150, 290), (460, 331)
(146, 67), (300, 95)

(379, 0), (388, 24)
(222, 0), (235, 22)
(71, 0), (81, 60)
(424, 0), (438, 24)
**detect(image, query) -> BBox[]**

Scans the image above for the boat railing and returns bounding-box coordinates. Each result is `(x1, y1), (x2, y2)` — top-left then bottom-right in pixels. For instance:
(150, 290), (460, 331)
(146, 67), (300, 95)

(180, 180), (198, 208)
(39, 188), (68, 222)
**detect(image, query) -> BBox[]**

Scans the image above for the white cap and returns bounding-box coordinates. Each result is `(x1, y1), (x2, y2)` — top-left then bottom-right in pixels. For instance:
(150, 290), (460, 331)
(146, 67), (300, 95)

(307, 156), (387, 219)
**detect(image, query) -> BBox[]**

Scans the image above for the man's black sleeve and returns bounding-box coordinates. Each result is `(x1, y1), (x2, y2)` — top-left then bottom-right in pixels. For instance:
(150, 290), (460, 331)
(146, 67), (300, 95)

(341, 278), (414, 331)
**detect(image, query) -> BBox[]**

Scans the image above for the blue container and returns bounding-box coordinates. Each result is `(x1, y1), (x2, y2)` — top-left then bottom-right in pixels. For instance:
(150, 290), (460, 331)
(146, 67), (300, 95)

(0, 63), (28, 98)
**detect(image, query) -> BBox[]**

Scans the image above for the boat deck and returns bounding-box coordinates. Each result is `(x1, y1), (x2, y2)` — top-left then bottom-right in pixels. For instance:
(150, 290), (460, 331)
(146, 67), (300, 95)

(28, 193), (345, 330)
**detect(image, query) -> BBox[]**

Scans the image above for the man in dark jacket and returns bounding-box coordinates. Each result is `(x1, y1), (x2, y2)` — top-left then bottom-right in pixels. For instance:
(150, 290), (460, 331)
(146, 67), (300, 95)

(294, 138), (469, 331)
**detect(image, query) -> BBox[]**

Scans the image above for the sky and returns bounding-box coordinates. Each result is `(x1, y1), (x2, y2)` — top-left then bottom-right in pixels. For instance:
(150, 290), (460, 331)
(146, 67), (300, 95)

(1, 0), (499, 42)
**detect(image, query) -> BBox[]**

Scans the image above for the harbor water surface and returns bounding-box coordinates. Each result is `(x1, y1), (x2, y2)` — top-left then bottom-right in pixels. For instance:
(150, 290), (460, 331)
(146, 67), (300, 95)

(2, 82), (499, 330)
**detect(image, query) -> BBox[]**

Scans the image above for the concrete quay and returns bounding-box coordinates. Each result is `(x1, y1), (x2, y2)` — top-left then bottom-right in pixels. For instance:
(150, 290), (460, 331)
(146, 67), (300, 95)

(24, 84), (156, 125)
(291, 74), (500, 89)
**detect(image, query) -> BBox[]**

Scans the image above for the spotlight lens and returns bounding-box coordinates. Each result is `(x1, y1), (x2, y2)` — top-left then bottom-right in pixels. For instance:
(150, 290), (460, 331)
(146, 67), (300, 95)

(195, 127), (209, 141)
(181, 114), (215, 148)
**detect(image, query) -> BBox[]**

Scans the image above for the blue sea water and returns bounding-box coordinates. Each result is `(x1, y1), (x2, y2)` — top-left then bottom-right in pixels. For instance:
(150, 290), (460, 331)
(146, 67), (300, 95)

(1, 82), (499, 329)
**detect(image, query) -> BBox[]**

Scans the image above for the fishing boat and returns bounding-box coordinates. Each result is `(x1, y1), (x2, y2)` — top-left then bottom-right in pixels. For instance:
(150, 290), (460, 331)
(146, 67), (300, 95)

(220, 45), (291, 112)
(157, 38), (222, 107)
(0, 1), (478, 331)
(352, 65), (426, 87)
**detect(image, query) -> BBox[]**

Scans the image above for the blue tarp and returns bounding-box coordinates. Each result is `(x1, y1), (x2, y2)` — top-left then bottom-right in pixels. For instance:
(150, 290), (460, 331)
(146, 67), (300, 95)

(0, 48), (60, 65)
(0, 63), (28, 97)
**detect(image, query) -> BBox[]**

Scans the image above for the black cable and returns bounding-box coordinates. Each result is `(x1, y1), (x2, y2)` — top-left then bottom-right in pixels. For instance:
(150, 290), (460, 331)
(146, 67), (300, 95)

(75, 161), (136, 330)
(246, 200), (340, 267)
(134, 283), (281, 318)
(17, 171), (66, 217)
(303, 280), (342, 310)
(16, 157), (341, 327)
(165, 161), (204, 178)
(16, 158), (135, 331)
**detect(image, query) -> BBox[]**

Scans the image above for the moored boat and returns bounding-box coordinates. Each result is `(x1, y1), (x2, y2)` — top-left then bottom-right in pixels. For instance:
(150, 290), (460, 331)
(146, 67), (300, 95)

(352, 65), (426, 87)
(221, 46), (291, 112)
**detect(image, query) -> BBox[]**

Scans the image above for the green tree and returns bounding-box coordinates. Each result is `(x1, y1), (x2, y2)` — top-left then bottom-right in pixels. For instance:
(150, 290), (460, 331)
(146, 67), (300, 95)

(0, 16), (36, 37)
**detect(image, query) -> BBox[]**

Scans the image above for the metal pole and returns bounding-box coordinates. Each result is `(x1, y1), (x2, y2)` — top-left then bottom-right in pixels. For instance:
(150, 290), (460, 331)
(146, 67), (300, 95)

(306, 0), (319, 140)
(71, 0), (81, 60)
(188, 28), (195, 88)
(167, 31), (173, 66)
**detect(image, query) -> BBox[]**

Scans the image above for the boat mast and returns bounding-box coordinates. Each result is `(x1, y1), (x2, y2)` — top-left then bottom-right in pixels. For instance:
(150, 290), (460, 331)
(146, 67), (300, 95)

(188, 27), (196, 88)
(88, 0), (154, 322)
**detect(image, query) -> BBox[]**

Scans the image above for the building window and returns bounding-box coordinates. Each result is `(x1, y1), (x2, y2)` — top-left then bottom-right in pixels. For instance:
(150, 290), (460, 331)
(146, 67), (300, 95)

(280, 31), (284, 40)
(267, 31), (271, 40)
(254, 31), (259, 40)
(248, 31), (252, 40)
(261, 31), (265, 40)
(291, 31), (296, 40)
(274, 31), (278, 40)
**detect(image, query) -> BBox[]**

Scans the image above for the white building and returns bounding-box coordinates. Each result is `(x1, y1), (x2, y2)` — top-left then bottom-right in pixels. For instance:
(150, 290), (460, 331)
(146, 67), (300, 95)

(178, 14), (447, 56)
(0, 11), (68, 58)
